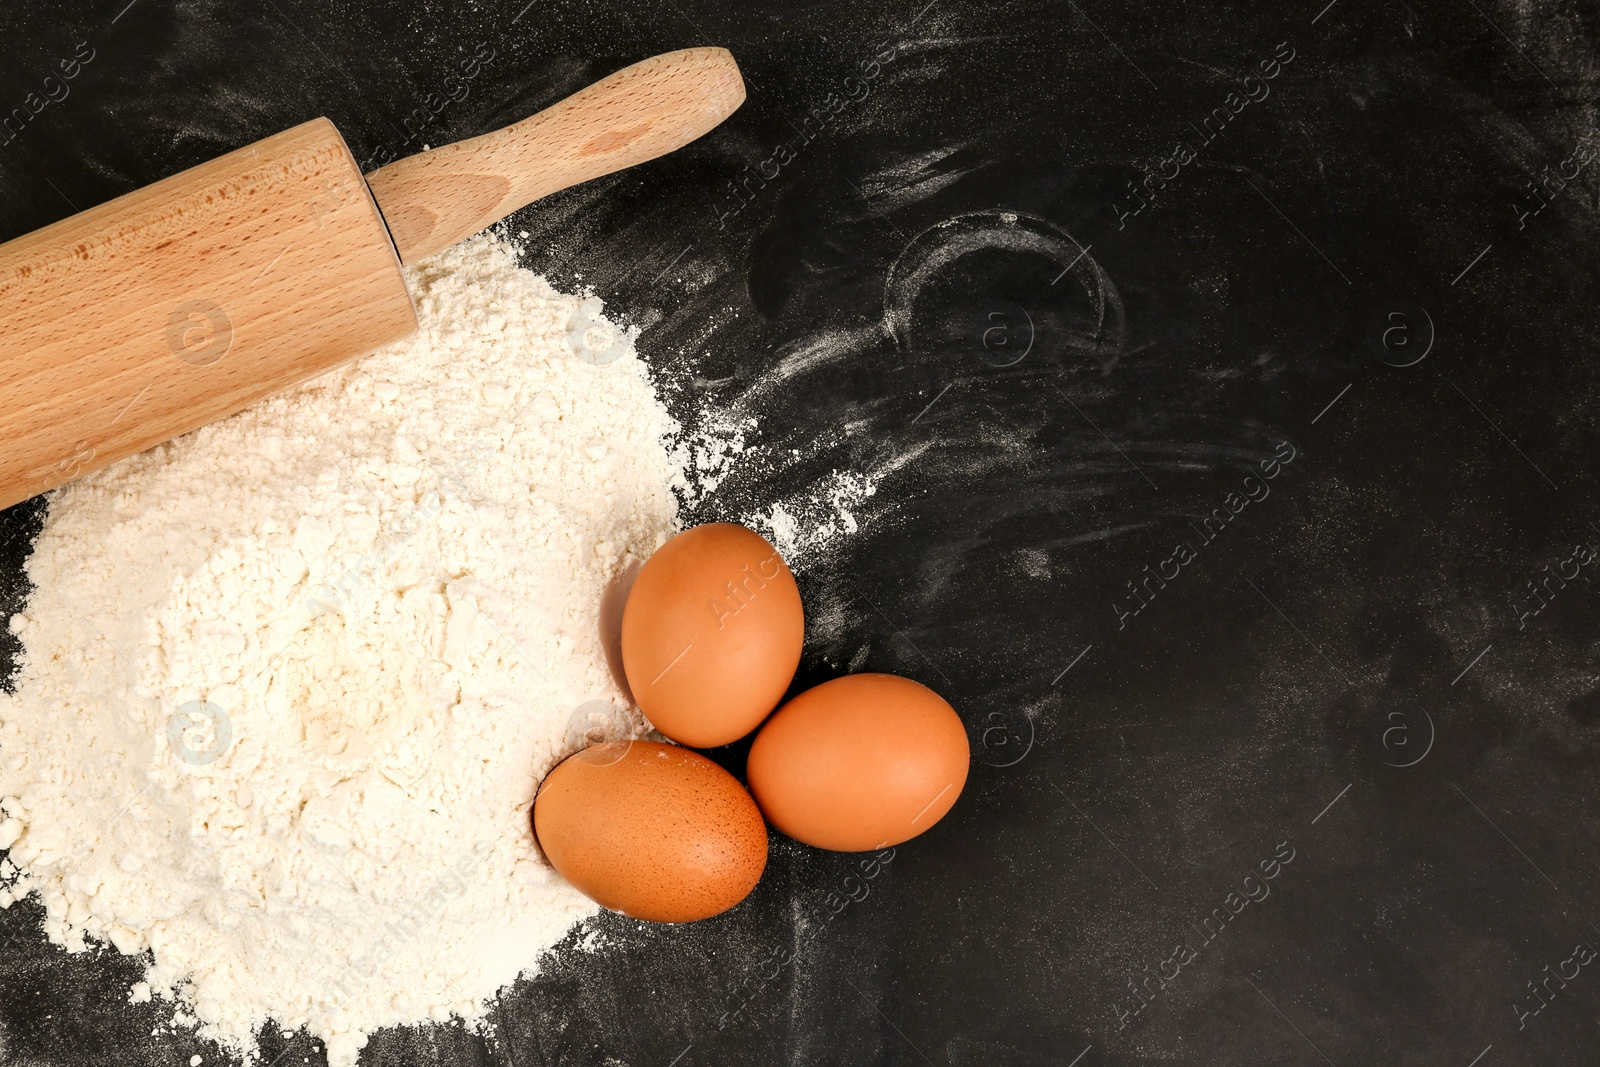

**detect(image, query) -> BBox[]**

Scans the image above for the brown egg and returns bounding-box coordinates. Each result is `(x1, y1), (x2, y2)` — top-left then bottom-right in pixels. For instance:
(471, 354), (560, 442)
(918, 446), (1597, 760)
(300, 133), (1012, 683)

(620, 523), (803, 748)
(533, 740), (768, 922)
(746, 673), (970, 851)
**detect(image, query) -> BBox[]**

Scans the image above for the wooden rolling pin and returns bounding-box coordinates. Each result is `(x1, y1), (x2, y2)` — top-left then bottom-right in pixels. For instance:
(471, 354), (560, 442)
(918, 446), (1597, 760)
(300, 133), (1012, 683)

(0, 47), (743, 513)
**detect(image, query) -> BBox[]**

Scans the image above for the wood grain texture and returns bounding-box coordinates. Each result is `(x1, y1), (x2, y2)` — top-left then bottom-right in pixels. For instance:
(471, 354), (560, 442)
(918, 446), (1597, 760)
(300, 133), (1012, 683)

(0, 119), (415, 512)
(365, 47), (745, 264)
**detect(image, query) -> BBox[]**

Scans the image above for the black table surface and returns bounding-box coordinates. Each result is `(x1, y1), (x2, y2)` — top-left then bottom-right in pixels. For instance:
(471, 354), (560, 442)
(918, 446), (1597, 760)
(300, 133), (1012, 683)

(5, 1), (1600, 1064)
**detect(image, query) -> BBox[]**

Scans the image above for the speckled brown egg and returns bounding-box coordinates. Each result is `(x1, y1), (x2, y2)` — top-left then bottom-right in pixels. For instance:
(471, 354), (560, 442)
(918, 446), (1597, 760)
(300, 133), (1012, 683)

(747, 673), (970, 851)
(620, 523), (804, 748)
(532, 740), (768, 922)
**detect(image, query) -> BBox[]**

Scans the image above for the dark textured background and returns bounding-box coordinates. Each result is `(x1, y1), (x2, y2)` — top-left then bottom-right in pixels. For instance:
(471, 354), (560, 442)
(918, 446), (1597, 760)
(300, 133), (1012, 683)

(4, 0), (1600, 1064)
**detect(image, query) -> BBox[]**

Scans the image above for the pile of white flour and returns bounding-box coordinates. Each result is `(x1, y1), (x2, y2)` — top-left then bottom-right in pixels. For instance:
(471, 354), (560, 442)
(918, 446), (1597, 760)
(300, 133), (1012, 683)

(0, 235), (680, 1063)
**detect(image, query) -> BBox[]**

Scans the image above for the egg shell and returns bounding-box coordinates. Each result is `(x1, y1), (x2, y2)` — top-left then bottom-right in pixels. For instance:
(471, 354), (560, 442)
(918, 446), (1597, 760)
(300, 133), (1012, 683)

(746, 673), (970, 852)
(533, 740), (768, 922)
(620, 523), (803, 748)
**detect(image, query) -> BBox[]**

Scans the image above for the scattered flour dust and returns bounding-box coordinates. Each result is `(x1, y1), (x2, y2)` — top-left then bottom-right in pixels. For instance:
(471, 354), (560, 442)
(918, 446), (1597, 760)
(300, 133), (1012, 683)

(744, 470), (878, 567)
(0, 235), (684, 1065)
(674, 410), (755, 508)
(667, 402), (880, 570)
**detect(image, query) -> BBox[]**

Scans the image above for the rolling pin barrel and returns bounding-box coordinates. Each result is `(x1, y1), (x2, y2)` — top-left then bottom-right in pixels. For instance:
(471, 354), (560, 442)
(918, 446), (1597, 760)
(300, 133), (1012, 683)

(0, 121), (414, 513)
